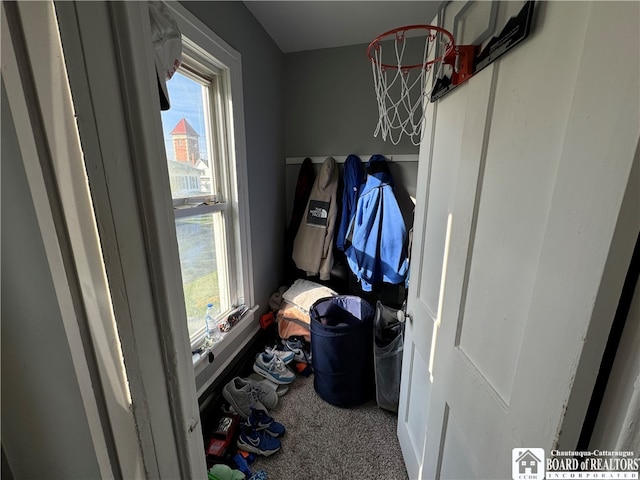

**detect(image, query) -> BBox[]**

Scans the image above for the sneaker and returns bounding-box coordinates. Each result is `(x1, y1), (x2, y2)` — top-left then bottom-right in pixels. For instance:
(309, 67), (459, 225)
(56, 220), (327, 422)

(248, 471), (268, 480)
(247, 372), (290, 397)
(237, 425), (281, 456)
(222, 377), (272, 419)
(246, 407), (286, 437)
(245, 377), (278, 410)
(253, 352), (296, 385)
(284, 337), (312, 365)
(264, 345), (295, 365)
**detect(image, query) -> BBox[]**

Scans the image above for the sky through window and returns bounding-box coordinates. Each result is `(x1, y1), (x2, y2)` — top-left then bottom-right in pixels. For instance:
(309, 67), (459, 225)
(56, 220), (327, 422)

(161, 73), (208, 162)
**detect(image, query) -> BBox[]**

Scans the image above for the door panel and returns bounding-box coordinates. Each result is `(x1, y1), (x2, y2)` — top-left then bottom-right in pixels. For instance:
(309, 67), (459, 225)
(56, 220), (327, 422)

(404, 344), (432, 450)
(398, 317), (433, 478)
(398, 1), (640, 478)
(439, 408), (480, 480)
(455, 3), (590, 403)
(417, 94), (465, 313)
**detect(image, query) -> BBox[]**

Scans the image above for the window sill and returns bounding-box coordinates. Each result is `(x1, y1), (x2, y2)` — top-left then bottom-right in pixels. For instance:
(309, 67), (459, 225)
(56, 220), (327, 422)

(191, 304), (259, 372)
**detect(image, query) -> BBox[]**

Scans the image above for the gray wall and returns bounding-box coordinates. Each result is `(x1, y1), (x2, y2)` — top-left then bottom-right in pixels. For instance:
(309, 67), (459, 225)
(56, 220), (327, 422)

(590, 279), (640, 449)
(1, 81), (101, 479)
(589, 150), (640, 450)
(285, 42), (421, 157)
(180, 4), (420, 301)
(283, 42), (420, 227)
(181, 2), (285, 315)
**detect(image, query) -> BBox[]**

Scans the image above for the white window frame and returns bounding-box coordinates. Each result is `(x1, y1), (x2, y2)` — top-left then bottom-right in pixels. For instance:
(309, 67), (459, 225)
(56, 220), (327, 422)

(165, 57), (237, 344)
(163, 2), (256, 363)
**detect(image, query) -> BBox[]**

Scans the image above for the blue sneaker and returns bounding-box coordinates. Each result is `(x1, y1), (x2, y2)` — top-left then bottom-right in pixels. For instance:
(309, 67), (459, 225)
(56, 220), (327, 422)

(284, 337), (312, 365)
(247, 407), (286, 437)
(237, 425), (281, 456)
(248, 471), (268, 480)
(253, 352), (295, 385)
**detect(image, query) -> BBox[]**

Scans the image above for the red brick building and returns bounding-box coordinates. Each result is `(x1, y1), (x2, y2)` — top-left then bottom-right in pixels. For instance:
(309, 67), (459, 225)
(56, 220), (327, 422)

(171, 118), (200, 165)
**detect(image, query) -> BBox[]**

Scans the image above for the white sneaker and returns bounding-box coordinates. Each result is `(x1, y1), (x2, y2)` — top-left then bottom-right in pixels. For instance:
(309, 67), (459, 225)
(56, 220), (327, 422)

(247, 372), (290, 397)
(222, 377), (270, 419)
(265, 345), (295, 365)
(253, 352), (295, 385)
(244, 377), (278, 410)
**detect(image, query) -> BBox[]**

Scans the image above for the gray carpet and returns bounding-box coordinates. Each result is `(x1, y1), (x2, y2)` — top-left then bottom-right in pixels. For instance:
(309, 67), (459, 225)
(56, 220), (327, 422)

(251, 374), (409, 480)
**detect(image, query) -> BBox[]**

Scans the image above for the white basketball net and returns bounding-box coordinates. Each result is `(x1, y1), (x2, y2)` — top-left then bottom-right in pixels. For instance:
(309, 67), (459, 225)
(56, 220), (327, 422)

(370, 28), (452, 146)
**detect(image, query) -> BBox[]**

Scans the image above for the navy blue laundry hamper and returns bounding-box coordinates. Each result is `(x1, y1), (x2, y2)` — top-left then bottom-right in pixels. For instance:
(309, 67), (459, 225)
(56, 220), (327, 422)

(309, 295), (375, 407)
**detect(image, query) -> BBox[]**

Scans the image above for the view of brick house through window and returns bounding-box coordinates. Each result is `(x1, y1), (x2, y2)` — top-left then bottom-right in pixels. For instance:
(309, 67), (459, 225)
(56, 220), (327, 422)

(172, 118), (199, 164)
(161, 68), (234, 341)
(168, 117), (212, 198)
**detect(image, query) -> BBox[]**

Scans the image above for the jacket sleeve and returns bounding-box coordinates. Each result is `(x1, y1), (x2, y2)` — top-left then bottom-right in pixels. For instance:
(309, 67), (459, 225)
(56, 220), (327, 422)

(318, 191), (337, 280)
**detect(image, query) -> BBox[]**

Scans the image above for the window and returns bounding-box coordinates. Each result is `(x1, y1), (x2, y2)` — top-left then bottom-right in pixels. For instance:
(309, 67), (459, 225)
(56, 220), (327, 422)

(160, 47), (243, 344)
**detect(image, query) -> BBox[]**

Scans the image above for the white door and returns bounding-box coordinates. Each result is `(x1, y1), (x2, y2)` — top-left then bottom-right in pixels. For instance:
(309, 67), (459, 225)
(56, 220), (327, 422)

(397, 2), (640, 478)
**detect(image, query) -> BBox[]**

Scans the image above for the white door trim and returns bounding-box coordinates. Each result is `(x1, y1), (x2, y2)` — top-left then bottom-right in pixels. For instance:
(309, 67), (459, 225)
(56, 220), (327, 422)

(54, 1), (208, 477)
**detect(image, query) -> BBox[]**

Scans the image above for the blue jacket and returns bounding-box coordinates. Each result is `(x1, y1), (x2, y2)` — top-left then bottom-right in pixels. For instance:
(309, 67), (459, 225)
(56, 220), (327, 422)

(345, 156), (408, 292)
(336, 154), (363, 251)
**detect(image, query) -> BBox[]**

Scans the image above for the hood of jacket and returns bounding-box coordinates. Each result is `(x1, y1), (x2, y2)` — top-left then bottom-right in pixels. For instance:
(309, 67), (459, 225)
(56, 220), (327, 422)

(361, 155), (393, 196)
(317, 156), (338, 191)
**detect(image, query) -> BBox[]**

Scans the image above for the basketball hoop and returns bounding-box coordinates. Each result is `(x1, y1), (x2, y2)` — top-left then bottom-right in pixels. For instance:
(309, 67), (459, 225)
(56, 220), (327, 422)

(367, 25), (472, 146)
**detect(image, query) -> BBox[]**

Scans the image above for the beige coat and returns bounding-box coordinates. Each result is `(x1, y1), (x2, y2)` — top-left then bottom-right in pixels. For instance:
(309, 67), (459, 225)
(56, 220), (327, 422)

(292, 157), (338, 280)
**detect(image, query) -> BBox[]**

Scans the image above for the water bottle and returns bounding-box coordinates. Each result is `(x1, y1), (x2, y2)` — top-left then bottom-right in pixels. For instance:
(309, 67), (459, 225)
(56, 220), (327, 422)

(205, 304), (219, 341)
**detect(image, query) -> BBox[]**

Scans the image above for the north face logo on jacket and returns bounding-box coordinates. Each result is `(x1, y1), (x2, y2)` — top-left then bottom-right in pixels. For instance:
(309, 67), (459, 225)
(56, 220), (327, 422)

(306, 200), (330, 227)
